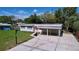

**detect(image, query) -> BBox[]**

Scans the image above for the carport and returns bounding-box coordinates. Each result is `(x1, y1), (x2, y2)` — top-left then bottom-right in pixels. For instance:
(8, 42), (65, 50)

(35, 24), (63, 36)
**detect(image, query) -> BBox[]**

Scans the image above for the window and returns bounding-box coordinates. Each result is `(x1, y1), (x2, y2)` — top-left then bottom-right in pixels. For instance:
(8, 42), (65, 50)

(27, 26), (32, 29)
(21, 26), (25, 29)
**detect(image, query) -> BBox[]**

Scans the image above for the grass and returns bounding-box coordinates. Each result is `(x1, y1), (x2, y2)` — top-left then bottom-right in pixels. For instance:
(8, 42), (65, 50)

(17, 31), (33, 44)
(0, 30), (32, 51)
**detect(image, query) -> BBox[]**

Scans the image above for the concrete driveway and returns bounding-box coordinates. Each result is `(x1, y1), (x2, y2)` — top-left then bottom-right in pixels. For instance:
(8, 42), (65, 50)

(9, 33), (79, 51)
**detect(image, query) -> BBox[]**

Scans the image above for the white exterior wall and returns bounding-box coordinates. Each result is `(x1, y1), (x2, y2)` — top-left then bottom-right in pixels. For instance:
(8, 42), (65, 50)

(20, 26), (34, 32)
(18, 24), (63, 36)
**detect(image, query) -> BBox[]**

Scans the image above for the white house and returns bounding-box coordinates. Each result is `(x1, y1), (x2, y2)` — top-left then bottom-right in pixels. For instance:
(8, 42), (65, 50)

(17, 23), (34, 32)
(17, 23), (63, 36)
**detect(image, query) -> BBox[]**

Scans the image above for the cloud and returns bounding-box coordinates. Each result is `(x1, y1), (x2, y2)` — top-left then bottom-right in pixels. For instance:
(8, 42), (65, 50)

(15, 14), (29, 19)
(32, 9), (44, 15)
(17, 10), (27, 14)
(0, 10), (29, 19)
(33, 9), (37, 13)
(0, 10), (43, 19)
(37, 12), (44, 15)
(15, 10), (30, 19)
(1, 11), (13, 15)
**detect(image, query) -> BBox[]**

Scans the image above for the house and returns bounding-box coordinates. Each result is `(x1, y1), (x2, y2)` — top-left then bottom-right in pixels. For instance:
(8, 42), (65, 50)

(0, 23), (11, 30)
(17, 23), (34, 32)
(17, 23), (63, 36)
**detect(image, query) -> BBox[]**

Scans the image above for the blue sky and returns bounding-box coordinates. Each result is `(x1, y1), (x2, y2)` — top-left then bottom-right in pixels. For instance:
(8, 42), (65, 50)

(0, 7), (79, 19)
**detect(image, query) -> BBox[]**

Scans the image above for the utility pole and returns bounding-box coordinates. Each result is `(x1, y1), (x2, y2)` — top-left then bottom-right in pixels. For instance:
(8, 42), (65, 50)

(15, 29), (18, 44)
(15, 24), (18, 45)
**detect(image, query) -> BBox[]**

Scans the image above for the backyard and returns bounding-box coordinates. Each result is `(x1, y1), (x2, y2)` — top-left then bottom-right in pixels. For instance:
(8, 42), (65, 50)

(0, 30), (32, 51)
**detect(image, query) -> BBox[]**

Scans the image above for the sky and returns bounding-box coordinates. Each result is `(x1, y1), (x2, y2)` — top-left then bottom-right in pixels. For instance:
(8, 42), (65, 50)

(0, 7), (79, 20)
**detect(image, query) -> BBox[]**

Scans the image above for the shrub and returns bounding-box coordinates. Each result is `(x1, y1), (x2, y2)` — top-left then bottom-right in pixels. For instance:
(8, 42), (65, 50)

(73, 21), (79, 40)
(73, 21), (79, 32)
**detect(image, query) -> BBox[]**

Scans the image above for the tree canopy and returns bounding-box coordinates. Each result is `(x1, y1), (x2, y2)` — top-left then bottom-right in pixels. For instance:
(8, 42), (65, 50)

(0, 16), (15, 24)
(24, 13), (42, 24)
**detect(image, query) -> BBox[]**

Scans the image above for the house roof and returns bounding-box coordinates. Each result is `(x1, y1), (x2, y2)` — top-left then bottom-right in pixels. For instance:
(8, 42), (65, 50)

(35, 24), (62, 29)
(0, 23), (11, 26)
(17, 23), (63, 29)
(35, 24), (62, 27)
(17, 23), (62, 26)
(17, 23), (34, 26)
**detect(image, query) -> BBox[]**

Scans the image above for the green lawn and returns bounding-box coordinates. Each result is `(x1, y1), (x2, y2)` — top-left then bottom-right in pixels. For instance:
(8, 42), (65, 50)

(0, 30), (32, 51)
(17, 31), (33, 43)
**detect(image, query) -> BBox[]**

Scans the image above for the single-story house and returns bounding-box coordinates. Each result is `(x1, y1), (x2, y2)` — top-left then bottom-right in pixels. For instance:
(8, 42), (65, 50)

(17, 23), (63, 36)
(0, 23), (11, 30)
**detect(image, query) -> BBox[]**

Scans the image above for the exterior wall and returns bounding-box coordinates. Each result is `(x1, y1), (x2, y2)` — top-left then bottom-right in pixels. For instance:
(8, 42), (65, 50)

(18, 24), (63, 36)
(20, 26), (34, 32)
(0, 26), (11, 30)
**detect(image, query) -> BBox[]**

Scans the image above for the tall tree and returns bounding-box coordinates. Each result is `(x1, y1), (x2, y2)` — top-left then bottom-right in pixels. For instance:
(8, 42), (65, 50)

(16, 19), (23, 23)
(40, 12), (56, 23)
(55, 7), (77, 31)
(0, 16), (15, 24)
(24, 13), (42, 24)
(55, 8), (63, 23)
(63, 7), (77, 31)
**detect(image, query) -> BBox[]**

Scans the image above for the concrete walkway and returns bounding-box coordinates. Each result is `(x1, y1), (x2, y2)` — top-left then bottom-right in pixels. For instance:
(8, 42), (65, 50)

(9, 33), (79, 51)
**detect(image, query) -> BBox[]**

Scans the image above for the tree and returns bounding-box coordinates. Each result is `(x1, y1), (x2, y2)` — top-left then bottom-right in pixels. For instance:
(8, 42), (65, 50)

(24, 13), (42, 24)
(63, 7), (77, 17)
(24, 17), (32, 23)
(54, 7), (77, 31)
(0, 16), (15, 24)
(16, 19), (23, 23)
(73, 21), (79, 32)
(55, 8), (64, 23)
(40, 12), (56, 23)
(63, 7), (77, 31)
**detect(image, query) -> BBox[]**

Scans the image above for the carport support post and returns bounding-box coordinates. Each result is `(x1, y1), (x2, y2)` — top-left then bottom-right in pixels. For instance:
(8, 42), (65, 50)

(58, 29), (61, 36)
(47, 29), (48, 35)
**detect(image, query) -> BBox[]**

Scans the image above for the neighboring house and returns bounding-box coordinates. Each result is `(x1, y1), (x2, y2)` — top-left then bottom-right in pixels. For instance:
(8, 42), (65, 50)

(17, 23), (63, 36)
(0, 23), (11, 30)
(17, 24), (34, 32)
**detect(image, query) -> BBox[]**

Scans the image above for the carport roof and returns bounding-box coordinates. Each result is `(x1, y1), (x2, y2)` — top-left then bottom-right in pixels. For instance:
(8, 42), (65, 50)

(17, 23), (63, 29)
(35, 24), (63, 29)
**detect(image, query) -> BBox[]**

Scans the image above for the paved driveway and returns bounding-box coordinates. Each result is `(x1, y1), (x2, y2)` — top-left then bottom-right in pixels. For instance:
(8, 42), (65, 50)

(9, 33), (79, 51)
